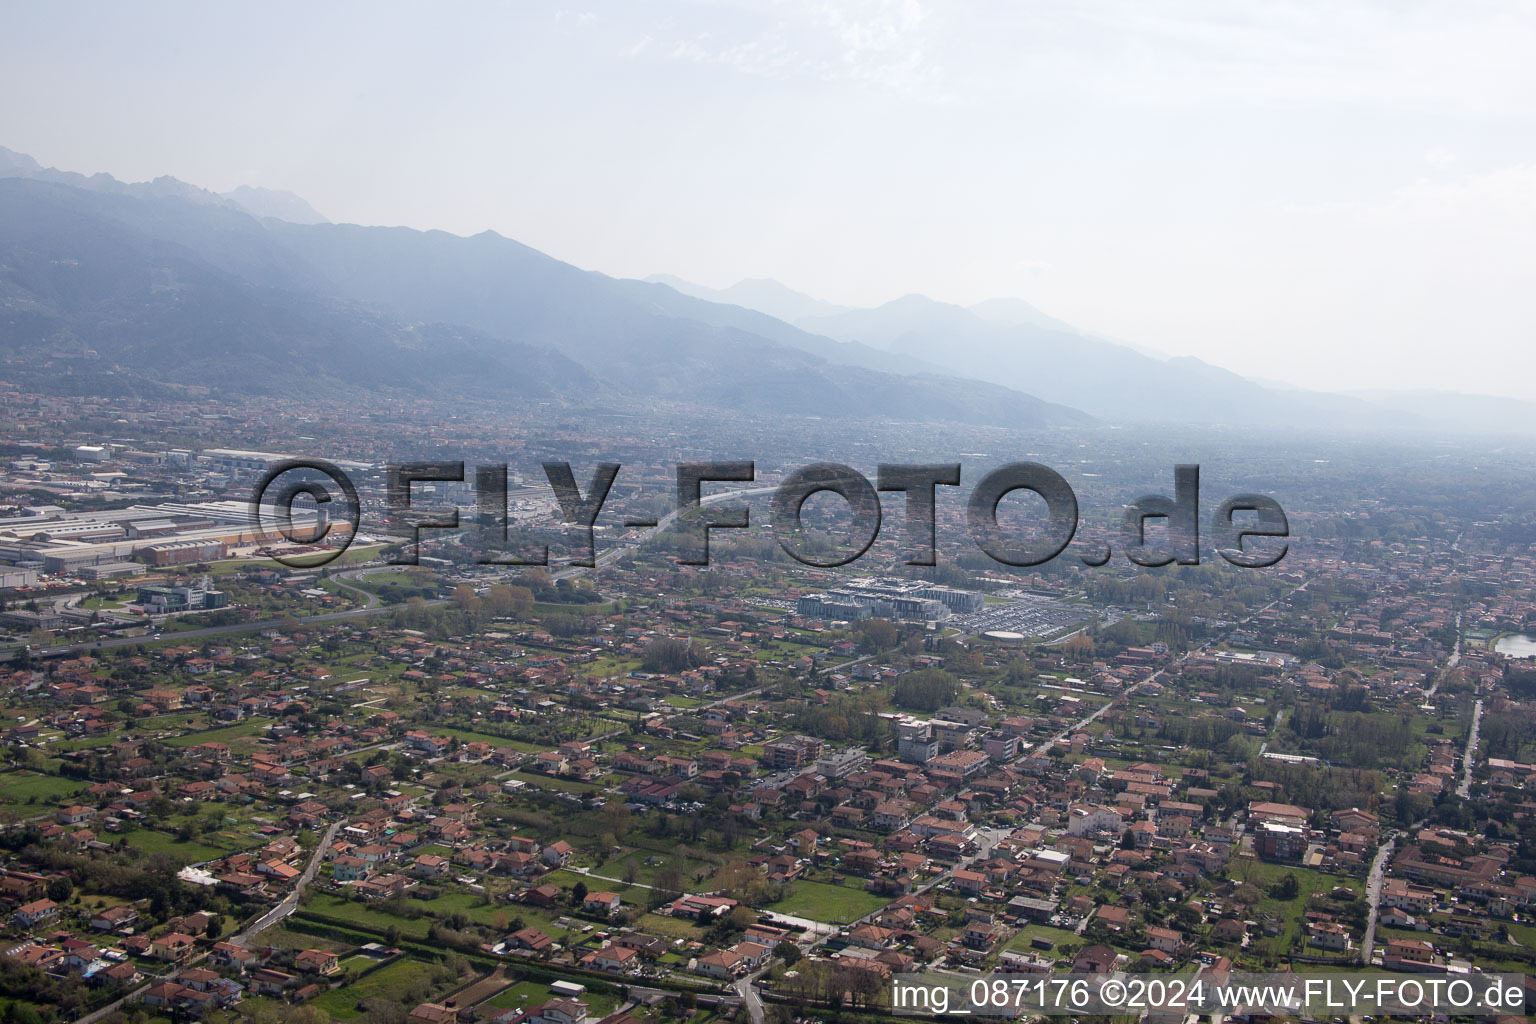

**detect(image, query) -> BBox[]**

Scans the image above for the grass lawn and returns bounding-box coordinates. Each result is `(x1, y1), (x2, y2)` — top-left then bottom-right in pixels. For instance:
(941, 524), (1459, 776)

(305, 892), (432, 940)
(764, 879), (888, 924)
(50, 734), (122, 754)
(420, 890), (526, 929)
(635, 912), (708, 942)
(163, 718), (271, 746)
(592, 845), (722, 888)
(543, 869), (651, 905)
(437, 726), (543, 753)
(119, 829), (233, 864)
(531, 602), (616, 617)
(503, 770), (602, 795)
(1229, 856), (1361, 950)
(256, 925), (353, 952)
(0, 771), (85, 805)
(310, 957), (442, 1020)
(481, 982), (620, 1016)
(1505, 921), (1536, 946)
(1002, 922), (1080, 953)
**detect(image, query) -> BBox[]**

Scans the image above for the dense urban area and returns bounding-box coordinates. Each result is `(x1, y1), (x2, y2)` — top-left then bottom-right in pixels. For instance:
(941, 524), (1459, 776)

(3, 392), (1536, 1024)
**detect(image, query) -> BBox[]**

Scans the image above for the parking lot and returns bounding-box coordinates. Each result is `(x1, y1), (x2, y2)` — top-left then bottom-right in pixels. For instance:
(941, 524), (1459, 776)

(952, 596), (1094, 639)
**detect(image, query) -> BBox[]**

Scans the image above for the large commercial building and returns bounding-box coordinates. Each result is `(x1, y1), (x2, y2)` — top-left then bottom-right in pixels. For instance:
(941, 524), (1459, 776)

(795, 576), (983, 623)
(0, 500), (335, 576)
(135, 586), (229, 613)
(199, 448), (372, 479)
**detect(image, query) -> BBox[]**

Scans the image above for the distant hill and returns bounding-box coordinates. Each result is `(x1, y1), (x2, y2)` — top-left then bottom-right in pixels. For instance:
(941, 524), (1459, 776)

(645, 274), (851, 323)
(0, 178), (593, 400)
(967, 296), (1081, 335)
(1348, 389), (1536, 436)
(1, 146), (330, 226)
(796, 293), (1387, 427)
(0, 150), (1089, 428)
(222, 185), (329, 224)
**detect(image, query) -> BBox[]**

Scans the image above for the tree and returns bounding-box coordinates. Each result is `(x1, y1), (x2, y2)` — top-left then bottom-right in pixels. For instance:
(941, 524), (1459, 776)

(46, 876), (73, 903)
(891, 669), (960, 711)
(486, 584), (535, 618)
(642, 637), (697, 673)
(653, 866), (685, 906)
(286, 1007), (334, 1024)
(856, 618), (898, 653)
(570, 880), (588, 906)
(1269, 873), (1300, 900)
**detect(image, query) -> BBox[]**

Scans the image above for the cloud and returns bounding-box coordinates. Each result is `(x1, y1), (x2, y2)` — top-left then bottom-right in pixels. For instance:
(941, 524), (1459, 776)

(1279, 163), (1536, 237)
(648, 0), (940, 91)
(1425, 147), (1456, 170)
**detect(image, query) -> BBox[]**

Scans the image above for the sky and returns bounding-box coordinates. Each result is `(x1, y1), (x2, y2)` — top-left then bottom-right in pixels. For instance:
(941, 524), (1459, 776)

(3, 1), (1535, 398)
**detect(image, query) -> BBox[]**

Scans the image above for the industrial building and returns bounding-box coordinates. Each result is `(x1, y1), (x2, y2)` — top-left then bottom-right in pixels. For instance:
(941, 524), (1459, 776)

(795, 576), (983, 622)
(0, 500), (335, 576)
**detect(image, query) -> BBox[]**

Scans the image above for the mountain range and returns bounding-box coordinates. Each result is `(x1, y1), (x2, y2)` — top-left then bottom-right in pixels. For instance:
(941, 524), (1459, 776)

(1, 146), (1530, 434)
(0, 147), (1093, 427)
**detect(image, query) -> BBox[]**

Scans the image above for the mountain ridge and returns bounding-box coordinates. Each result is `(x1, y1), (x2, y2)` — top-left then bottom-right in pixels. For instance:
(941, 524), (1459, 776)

(0, 153), (1089, 428)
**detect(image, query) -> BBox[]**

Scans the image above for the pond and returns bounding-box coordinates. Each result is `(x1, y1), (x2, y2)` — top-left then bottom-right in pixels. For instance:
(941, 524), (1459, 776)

(1494, 634), (1536, 659)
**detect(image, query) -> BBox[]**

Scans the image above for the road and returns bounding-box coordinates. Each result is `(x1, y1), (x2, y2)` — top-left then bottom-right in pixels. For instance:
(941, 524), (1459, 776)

(231, 818), (347, 946)
(1257, 708), (1286, 757)
(1457, 698), (1484, 799)
(1425, 609), (1462, 698)
(1040, 692), (1119, 751)
(734, 967), (769, 1024)
(1358, 831), (1398, 965)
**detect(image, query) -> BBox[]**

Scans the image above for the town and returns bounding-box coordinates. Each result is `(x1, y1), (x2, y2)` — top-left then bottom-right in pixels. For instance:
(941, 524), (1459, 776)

(0, 393), (1533, 1024)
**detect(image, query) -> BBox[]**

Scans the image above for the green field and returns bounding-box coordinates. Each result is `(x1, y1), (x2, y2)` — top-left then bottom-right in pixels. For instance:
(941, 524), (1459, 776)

(1002, 922), (1080, 953)
(120, 829), (234, 864)
(592, 840), (727, 888)
(634, 912), (708, 942)
(163, 718), (272, 746)
(305, 892), (432, 940)
(309, 957), (442, 1020)
(542, 870), (651, 905)
(481, 981), (620, 1016)
(1229, 856), (1362, 950)
(502, 770), (602, 794)
(0, 771), (85, 805)
(764, 878), (888, 923)
(436, 726), (543, 753)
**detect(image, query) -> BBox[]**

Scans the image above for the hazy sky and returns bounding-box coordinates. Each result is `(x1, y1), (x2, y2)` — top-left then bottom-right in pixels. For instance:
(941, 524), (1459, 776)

(4, 1), (1535, 397)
